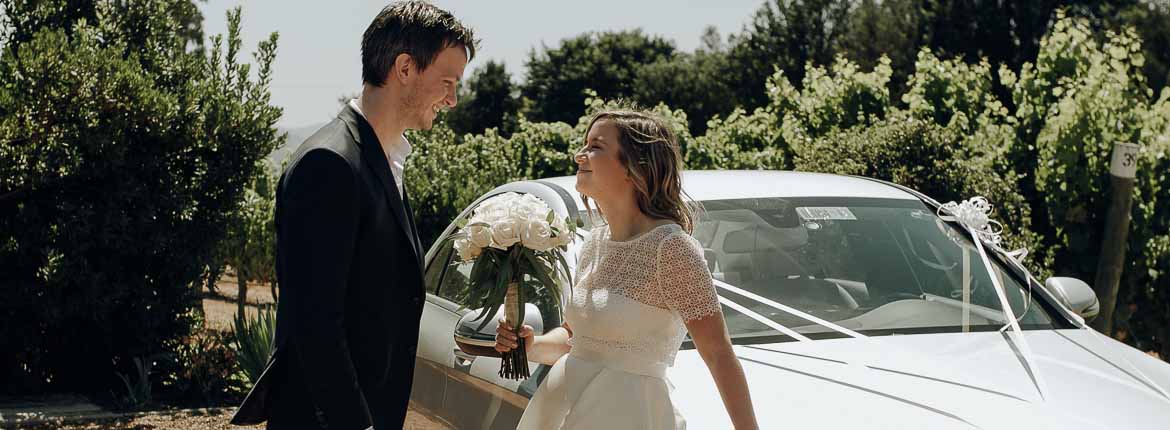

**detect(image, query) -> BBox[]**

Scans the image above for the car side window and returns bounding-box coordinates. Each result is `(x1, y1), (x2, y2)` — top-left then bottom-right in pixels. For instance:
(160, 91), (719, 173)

(424, 239), (455, 296)
(435, 241), (474, 305)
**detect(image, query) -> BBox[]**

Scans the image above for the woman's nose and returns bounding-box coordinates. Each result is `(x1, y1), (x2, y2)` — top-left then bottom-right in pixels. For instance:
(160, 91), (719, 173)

(574, 152), (587, 164)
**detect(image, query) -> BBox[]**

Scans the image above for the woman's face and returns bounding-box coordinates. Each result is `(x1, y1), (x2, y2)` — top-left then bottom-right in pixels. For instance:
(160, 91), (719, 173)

(575, 119), (630, 200)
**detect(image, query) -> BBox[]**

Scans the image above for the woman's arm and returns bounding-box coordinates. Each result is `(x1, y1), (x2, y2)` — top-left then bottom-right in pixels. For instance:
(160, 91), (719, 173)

(495, 321), (573, 366)
(686, 313), (759, 430)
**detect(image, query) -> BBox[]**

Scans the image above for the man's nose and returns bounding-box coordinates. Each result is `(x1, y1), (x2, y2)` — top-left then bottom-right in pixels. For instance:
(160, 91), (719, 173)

(446, 90), (458, 108)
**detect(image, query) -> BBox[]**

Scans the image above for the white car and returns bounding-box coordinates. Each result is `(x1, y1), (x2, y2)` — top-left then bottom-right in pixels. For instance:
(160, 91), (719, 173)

(410, 170), (1170, 429)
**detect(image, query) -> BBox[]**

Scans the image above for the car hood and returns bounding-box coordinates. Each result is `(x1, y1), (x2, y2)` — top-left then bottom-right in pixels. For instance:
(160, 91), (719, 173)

(667, 329), (1170, 429)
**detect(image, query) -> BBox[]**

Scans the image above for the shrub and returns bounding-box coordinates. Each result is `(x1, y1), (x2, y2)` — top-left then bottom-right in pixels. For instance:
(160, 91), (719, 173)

(0, 4), (282, 394)
(233, 306), (277, 386)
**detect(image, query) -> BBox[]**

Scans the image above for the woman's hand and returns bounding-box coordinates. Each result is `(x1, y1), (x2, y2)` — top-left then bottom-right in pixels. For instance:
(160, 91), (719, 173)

(494, 319), (536, 354)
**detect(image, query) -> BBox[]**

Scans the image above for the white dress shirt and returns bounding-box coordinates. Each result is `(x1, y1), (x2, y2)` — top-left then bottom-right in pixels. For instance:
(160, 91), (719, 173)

(349, 98), (412, 199)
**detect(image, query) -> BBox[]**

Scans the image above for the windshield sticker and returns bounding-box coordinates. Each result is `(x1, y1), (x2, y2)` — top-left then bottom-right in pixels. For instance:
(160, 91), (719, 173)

(796, 207), (857, 221)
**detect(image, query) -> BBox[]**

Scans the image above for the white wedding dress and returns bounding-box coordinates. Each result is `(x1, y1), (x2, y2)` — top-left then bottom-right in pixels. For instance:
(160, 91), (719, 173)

(516, 223), (722, 430)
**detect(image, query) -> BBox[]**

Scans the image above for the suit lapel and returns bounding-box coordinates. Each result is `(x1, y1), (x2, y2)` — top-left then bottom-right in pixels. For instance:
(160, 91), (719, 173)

(339, 105), (422, 268)
(402, 185), (424, 269)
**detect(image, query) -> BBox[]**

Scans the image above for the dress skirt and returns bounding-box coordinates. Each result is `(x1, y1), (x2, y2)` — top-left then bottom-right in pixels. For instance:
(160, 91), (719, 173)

(516, 349), (686, 430)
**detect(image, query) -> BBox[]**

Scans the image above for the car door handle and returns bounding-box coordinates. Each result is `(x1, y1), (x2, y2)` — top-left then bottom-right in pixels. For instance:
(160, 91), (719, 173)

(454, 349), (476, 371)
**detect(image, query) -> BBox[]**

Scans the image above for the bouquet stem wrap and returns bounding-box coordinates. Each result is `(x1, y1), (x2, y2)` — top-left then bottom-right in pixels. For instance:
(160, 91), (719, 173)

(500, 281), (530, 380)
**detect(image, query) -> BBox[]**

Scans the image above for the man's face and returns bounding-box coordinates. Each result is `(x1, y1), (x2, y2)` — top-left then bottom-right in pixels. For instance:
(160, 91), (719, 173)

(402, 45), (468, 131)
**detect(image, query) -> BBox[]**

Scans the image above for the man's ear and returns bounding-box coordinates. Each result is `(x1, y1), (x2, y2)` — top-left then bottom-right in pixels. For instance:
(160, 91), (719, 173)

(391, 53), (416, 83)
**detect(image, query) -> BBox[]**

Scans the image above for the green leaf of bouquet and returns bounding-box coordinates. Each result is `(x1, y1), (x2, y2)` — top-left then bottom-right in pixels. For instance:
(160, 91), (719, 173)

(469, 252), (489, 281)
(523, 250), (559, 298)
(475, 302), (503, 332)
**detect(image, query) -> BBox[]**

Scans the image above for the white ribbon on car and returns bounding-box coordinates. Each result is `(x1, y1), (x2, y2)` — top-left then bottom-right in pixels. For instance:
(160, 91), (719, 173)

(714, 279), (866, 339)
(937, 197), (1048, 400)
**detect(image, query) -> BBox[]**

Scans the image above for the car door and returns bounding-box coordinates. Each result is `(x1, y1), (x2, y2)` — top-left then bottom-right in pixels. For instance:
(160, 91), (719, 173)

(411, 240), (457, 426)
(427, 188), (574, 429)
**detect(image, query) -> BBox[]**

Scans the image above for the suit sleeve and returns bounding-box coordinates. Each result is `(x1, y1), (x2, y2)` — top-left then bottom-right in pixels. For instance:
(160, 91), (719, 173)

(283, 148), (372, 430)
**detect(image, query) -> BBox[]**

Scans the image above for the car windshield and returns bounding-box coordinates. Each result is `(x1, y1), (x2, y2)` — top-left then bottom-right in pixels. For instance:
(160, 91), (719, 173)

(691, 197), (1063, 343)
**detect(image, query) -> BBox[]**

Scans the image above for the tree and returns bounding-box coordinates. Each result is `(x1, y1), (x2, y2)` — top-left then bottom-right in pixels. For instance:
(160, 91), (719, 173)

(632, 27), (736, 135)
(0, 0), (203, 50)
(521, 29), (676, 125)
(836, 0), (923, 98)
(445, 60), (521, 137)
(724, 0), (851, 111)
(222, 162), (278, 317)
(0, 1), (282, 394)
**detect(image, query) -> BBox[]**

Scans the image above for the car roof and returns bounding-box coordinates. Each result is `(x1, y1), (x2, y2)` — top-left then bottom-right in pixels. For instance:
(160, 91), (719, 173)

(536, 170), (920, 207)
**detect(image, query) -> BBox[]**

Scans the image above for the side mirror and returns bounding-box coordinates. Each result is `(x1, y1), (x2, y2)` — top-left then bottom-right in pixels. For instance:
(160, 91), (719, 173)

(454, 304), (545, 357)
(1045, 277), (1100, 321)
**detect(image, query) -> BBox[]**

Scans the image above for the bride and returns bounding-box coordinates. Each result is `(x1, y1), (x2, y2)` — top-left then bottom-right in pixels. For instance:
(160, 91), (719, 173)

(494, 107), (759, 429)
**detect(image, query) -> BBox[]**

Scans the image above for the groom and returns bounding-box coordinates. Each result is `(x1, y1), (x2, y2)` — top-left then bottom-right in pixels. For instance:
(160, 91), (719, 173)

(231, 2), (475, 429)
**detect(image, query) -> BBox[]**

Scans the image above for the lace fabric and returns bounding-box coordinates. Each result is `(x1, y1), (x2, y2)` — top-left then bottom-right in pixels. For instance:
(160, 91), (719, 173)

(565, 223), (722, 370)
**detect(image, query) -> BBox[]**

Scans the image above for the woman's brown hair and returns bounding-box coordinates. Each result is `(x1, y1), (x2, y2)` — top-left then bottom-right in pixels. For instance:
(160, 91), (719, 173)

(579, 108), (699, 233)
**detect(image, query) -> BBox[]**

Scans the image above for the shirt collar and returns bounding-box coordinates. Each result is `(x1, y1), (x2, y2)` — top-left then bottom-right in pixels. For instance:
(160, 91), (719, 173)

(349, 98), (412, 162)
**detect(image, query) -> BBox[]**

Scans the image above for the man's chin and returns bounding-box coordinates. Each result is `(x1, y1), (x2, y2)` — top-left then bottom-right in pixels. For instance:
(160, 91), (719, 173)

(419, 116), (436, 131)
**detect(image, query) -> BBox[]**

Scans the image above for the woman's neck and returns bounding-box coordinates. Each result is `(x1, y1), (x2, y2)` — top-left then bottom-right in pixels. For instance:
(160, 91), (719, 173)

(595, 195), (670, 241)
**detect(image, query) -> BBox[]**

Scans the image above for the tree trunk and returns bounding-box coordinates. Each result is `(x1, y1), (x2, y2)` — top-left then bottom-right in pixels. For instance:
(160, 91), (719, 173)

(205, 263), (222, 296)
(237, 272), (249, 318)
(270, 277), (279, 305)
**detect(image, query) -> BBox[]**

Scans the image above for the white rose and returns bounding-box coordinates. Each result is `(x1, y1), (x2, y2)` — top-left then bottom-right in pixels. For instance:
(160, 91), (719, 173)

(466, 224), (493, 249)
(521, 219), (556, 252)
(479, 192), (519, 213)
(517, 194), (548, 215)
(455, 238), (481, 261)
(551, 216), (572, 247)
(489, 218), (521, 250)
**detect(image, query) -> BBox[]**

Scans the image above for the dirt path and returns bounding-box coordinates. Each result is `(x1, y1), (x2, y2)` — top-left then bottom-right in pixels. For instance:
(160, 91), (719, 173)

(201, 274), (275, 332)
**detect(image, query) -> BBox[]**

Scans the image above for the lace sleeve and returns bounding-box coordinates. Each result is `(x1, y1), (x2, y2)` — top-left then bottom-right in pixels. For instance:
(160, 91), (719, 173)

(655, 230), (721, 322)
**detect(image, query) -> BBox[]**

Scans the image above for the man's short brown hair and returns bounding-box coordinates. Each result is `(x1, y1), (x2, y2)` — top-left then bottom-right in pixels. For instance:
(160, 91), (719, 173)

(361, 1), (478, 87)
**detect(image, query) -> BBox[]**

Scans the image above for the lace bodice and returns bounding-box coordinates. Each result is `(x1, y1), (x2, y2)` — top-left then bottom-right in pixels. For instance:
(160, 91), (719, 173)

(565, 223), (722, 374)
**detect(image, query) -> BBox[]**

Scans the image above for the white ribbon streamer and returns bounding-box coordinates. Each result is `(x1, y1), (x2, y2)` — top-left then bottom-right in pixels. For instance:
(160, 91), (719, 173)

(939, 197), (1048, 400)
(718, 296), (812, 342)
(714, 279), (866, 339)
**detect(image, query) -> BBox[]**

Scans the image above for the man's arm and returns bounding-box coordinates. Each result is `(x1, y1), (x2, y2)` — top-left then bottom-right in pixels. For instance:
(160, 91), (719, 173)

(283, 148), (372, 430)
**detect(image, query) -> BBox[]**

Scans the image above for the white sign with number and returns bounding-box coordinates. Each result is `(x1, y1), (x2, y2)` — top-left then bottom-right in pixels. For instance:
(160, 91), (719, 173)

(1110, 142), (1139, 179)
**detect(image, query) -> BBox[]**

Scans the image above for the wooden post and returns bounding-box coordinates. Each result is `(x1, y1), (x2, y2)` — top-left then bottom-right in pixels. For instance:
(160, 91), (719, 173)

(1091, 142), (1139, 334)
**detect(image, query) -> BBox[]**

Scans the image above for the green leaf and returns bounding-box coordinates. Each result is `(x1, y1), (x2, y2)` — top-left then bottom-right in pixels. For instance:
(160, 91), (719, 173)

(523, 250), (560, 300)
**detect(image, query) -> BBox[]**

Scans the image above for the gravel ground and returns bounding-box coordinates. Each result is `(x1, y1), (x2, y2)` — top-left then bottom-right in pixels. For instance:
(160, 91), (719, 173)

(10, 408), (449, 430)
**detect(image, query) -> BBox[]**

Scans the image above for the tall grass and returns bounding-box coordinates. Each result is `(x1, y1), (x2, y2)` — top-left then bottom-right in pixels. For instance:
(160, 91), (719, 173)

(233, 306), (276, 385)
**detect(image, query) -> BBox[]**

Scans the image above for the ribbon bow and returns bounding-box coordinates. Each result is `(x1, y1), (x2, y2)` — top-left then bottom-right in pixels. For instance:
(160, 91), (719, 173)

(938, 197), (1002, 246)
(937, 197), (1029, 261)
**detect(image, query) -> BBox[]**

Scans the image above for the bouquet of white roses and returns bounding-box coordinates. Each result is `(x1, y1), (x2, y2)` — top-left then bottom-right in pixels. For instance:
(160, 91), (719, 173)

(449, 192), (580, 379)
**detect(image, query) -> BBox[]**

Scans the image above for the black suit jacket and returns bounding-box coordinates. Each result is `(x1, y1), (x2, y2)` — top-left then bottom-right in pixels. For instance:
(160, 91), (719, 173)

(232, 105), (426, 430)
